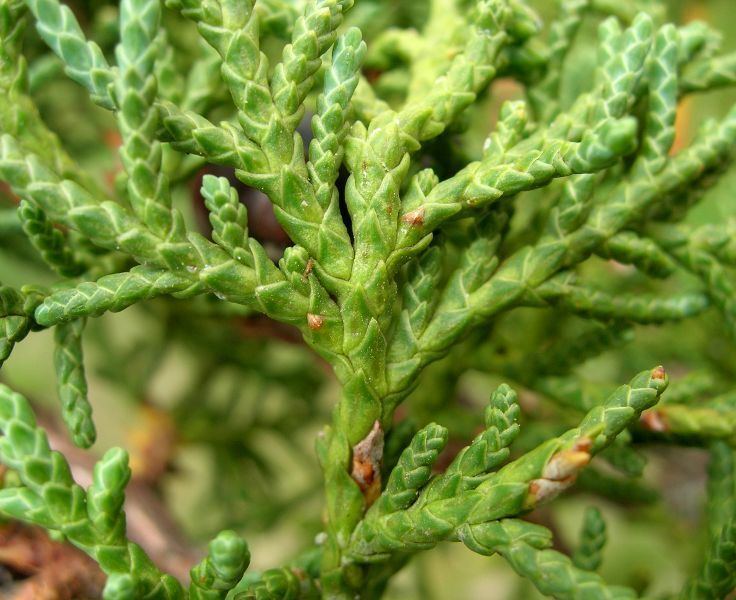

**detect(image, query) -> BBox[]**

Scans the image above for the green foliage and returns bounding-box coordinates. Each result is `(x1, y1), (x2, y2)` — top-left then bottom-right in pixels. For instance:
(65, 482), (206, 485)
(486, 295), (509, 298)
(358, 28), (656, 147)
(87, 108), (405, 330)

(189, 530), (250, 600)
(572, 507), (607, 572)
(53, 317), (95, 448)
(0, 384), (182, 597)
(0, 0), (736, 598)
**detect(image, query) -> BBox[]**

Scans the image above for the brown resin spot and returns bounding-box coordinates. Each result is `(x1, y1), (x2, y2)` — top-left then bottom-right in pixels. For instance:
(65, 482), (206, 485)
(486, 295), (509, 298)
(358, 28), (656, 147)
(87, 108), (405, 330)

(307, 313), (325, 330)
(401, 208), (425, 227)
(351, 420), (384, 506)
(303, 258), (314, 278)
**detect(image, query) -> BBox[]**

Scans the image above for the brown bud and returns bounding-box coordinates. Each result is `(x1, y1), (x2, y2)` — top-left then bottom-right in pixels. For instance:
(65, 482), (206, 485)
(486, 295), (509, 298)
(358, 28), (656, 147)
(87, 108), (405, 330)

(307, 313), (325, 330)
(528, 436), (593, 508)
(401, 207), (425, 227)
(651, 365), (666, 381)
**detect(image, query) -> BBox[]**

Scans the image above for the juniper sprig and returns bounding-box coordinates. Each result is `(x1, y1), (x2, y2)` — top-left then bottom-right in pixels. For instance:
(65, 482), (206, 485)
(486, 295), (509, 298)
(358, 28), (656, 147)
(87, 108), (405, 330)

(1, 0), (736, 598)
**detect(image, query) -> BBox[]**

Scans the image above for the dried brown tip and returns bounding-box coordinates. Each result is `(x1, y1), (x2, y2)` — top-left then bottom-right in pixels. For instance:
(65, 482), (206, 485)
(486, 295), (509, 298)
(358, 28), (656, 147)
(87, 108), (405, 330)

(651, 365), (666, 381)
(307, 313), (325, 330)
(303, 258), (314, 278)
(401, 207), (425, 227)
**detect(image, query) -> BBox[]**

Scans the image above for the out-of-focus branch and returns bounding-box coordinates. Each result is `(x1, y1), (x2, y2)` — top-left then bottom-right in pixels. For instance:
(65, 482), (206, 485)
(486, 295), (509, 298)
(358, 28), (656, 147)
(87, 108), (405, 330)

(35, 406), (200, 582)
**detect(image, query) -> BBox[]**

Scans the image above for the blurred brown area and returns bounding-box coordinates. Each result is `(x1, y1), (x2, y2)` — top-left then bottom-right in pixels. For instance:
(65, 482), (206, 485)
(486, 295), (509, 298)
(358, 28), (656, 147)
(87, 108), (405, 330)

(0, 522), (105, 600)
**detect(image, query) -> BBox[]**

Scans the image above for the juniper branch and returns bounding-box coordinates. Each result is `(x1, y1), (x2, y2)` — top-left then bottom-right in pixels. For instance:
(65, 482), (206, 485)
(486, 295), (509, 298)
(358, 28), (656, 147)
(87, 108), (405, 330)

(572, 507), (606, 571)
(24, 0), (116, 109)
(0, 384), (184, 597)
(53, 318), (95, 448)
(2, 2), (736, 597)
(349, 367), (667, 559)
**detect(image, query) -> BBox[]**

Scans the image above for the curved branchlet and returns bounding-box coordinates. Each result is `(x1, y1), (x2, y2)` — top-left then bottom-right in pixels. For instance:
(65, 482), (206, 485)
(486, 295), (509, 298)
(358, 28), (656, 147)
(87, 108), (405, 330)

(24, 0), (116, 109)
(167, 0), (356, 285)
(527, 0), (589, 121)
(572, 506), (607, 571)
(595, 231), (676, 278)
(201, 175), (251, 265)
(115, 0), (183, 242)
(499, 530), (636, 599)
(370, 423), (448, 517)
(530, 273), (710, 324)
(53, 318), (95, 448)
(189, 530), (251, 600)
(680, 519), (736, 600)
(419, 383), (521, 503)
(308, 27), (366, 215)
(270, 0), (355, 132)
(460, 518), (636, 599)
(231, 567), (320, 599)
(18, 199), (85, 277)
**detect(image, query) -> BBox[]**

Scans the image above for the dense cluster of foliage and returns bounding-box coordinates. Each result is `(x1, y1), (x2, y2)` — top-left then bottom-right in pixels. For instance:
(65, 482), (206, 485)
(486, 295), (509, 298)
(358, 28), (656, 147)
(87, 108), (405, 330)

(1, 0), (736, 598)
